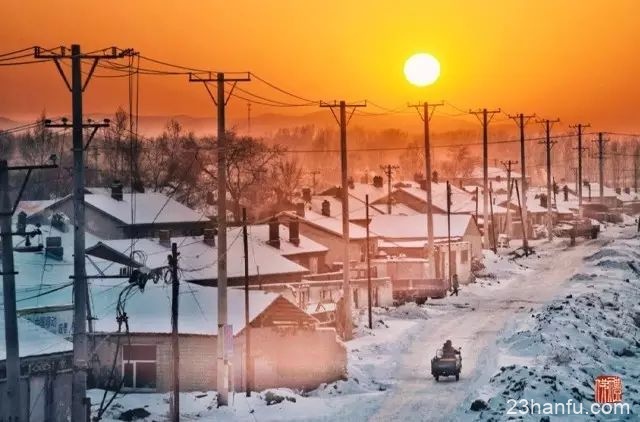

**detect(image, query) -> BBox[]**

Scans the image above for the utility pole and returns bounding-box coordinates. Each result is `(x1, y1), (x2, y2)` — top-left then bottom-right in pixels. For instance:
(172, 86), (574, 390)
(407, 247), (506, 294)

(593, 132), (609, 203)
(309, 170), (321, 195)
(380, 164), (400, 214)
(189, 71), (250, 406)
(320, 100), (366, 341)
(470, 108), (501, 250)
(36, 44), (132, 422)
(634, 146), (639, 193)
(508, 113), (535, 253)
(247, 102), (251, 135)
(409, 101), (443, 278)
(0, 159), (53, 421)
(501, 160), (518, 236)
(489, 182), (497, 253)
(365, 195), (373, 330)
(536, 118), (560, 241)
(242, 208), (252, 396)
(168, 243), (180, 422)
(446, 181), (453, 288)
(569, 123), (590, 207)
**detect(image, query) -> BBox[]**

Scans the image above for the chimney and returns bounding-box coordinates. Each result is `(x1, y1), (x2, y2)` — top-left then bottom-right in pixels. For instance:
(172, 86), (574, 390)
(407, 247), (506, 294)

(289, 219), (300, 247)
(419, 179), (427, 191)
(373, 176), (384, 188)
(111, 180), (124, 201)
(203, 228), (216, 247)
(45, 236), (63, 260)
(624, 187), (631, 194)
(321, 199), (331, 217)
(615, 187), (621, 195)
(267, 218), (280, 249)
(302, 188), (311, 202)
(563, 185), (569, 201)
(16, 211), (27, 235)
(158, 230), (171, 248)
(295, 202), (305, 218)
(348, 177), (355, 189)
(540, 193), (547, 208)
(334, 186), (343, 199)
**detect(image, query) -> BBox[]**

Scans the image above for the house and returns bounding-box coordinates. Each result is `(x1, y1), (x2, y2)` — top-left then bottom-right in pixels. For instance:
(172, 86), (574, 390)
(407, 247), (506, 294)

(280, 207), (377, 270)
(369, 213), (482, 260)
(253, 272), (394, 325)
(0, 314), (73, 421)
(85, 228), (310, 287)
(248, 219), (329, 273)
(88, 282), (346, 392)
(569, 182), (620, 208)
(450, 166), (528, 188)
(24, 183), (211, 239)
(613, 186), (640, 213)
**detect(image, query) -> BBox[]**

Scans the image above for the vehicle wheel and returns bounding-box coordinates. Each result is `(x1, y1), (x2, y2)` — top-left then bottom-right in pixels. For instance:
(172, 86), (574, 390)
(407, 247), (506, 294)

(435, 375), (439, 382)
(456, 374), (460, 381)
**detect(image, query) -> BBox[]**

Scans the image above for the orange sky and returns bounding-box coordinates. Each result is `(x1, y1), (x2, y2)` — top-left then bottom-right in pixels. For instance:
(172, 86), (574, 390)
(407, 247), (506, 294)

(1, 0), (639, 131)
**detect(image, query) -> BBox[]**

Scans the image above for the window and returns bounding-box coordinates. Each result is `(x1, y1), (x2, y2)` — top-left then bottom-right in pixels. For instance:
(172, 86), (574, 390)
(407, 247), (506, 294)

(122, 345), (157, 390)
(461, 249), (469, 264)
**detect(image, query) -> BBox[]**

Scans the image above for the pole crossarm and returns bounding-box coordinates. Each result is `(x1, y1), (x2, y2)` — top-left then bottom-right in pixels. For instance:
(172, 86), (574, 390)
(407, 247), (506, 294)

(45, 119), (110, 150)
(408, 101), (443, 122)
(35, 46), (135, 92)
(470, 108), (501, 123)
(0, 164), (58, 217)
(320, 101), (367, 128)
(189, 72), (251, 106)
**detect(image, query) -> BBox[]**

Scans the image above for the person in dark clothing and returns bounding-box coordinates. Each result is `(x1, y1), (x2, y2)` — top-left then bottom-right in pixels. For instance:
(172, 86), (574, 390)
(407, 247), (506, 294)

(451, 274), (460, 296)
(442, 339), (459, 358)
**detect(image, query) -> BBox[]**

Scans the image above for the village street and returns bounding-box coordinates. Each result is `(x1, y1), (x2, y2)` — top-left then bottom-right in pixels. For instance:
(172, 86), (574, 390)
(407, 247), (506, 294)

(366, 235), (609, 422)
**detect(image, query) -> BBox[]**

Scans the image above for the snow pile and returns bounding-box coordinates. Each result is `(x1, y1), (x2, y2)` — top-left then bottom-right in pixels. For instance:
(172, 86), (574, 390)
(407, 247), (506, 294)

(460, 232), (640, 421)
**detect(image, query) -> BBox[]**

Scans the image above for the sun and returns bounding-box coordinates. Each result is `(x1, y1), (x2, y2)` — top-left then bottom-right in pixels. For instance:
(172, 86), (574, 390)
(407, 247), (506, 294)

(404, 53), (441, 87)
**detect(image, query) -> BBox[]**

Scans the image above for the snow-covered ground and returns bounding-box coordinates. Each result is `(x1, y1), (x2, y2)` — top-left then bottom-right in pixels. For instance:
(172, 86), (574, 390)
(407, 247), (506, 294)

(89, 222), (640, 421)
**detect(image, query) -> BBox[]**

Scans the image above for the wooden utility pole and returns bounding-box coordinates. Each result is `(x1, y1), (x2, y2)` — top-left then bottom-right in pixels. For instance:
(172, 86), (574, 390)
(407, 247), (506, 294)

(365, 195), (373, 330)
(508, 113), (535, 253)
(247, 102), (252, 135)
(470, 108), (501, 249)
(380, 164), (400, 214)
(489, 182), (497, 253)
(513, 180), (528, 248)
(309, 170), (321, 195)
(634, 146), (639, 193)
(168, 243), (180, 422)
(320, 100), (366, 341)
(593, 132), (609, 203)
(569, 123), (590, 207)
(501, 160), (518, 236)
(189, 71), (250, 406)
(1, 158), (57, 422)
(409, 101), (443, 278)
(446, 181), (453, 287)
(537, 118), (560, 241)
(242, 208), (252, 396)
(36, 44), (132, 422)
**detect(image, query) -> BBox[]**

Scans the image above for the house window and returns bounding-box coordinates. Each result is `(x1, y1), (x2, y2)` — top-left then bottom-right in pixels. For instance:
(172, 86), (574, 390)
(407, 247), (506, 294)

(461, 249), (469, 264)
(122, 345), (157, 390)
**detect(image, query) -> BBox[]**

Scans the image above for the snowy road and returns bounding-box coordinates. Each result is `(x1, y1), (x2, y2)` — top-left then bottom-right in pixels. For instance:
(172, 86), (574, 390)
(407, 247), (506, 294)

(368, 237), (607, 422)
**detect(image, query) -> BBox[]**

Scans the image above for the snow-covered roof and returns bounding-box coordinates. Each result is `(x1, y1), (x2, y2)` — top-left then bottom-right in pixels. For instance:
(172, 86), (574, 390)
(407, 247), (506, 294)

(0, 316), (72, 360)
(310, 195), (383, 221)
(397, 183), (485, 214)
(574, 183), (618, 199)
(369, 213), (474, 240)
(90, 282), (282, 336)
(84, 187), (209, 225)
(468, 166), (522, 180)
(15, 198), (65, 217)
(248, 224), (328, 256)
(293, 209), (372, 240)
(91, 228), (309, 282)
(613, 188), (640, 203)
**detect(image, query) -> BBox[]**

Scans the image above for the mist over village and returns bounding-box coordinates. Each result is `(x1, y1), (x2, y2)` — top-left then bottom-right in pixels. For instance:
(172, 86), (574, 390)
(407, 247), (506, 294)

(1, 2), (639, 421)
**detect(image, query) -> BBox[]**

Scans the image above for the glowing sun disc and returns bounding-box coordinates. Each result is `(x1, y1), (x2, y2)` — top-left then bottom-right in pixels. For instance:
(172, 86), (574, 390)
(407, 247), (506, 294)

(404, 53), (440, 87)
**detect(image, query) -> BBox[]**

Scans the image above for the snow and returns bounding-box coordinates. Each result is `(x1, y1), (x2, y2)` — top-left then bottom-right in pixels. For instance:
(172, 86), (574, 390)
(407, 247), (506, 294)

(90, 281), (280, 336)
(369, 213), (473, 240)
(295, 209), (371, 240)
(92, 228), (310, 283)
(84, 188), (209, 224)
(0, 316), (72, 360)
(248, 224), (328, 256)
(15, 198), (65, 217)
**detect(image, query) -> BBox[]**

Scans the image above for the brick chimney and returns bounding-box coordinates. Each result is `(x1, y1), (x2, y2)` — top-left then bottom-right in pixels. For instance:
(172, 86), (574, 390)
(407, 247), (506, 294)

(373, 175), (384, 188)
(302, 188), (311, 202)
(289, 219), (300, 247)
(295, 202), (305, 218)
(419, 179), (427, 191)
(539, 193), (547, 208)
(203, 228), (216, 247)
(267, 218), (280, 249)
(321, 200), (331, 217)
(624, 187), (631, 194)
(111, 180), (124, 201)
(158, 230), (171, 248)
